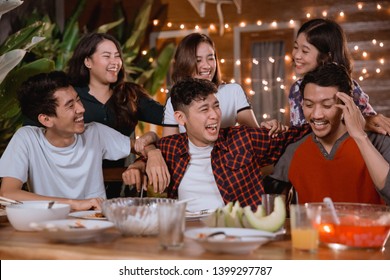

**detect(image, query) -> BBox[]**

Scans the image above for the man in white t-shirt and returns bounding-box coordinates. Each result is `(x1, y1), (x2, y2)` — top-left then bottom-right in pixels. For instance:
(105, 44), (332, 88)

(0, 71), (168, 210)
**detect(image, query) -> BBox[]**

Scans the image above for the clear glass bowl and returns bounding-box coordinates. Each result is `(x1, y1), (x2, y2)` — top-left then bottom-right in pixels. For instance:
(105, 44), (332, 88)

(101, 197), (175, 237)
(305, 202), (390, 249)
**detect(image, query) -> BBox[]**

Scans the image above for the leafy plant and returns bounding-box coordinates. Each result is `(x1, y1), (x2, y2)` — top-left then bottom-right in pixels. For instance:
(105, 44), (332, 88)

(0, 1), (55, 155)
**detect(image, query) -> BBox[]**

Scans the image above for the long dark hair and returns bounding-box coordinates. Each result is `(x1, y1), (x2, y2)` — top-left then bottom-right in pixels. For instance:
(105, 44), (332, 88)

(67, 33), (125, 88)
(172, 33), (222, 86)
(110, 82), (151, 128)
(297, 18), (352, 75)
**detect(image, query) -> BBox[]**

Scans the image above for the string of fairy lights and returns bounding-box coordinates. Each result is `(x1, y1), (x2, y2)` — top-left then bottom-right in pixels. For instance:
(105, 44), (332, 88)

(143, 1), (389, 120)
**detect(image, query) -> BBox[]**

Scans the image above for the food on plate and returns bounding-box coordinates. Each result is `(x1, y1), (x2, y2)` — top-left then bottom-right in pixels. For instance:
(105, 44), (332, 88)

(86, 212), (105, 219)
(202, 196), (286, 232)
(242, 196), (286, 232)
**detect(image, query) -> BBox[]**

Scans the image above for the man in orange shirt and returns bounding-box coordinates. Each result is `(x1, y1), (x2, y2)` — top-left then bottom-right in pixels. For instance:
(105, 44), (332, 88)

(269, 63), (390, 204)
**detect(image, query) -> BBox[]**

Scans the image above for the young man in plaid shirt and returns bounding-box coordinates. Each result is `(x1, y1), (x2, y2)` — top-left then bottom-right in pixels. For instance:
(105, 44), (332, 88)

(123, 78), (310, 211)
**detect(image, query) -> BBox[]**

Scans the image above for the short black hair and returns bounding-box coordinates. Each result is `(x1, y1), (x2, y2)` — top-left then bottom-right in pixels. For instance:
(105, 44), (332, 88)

(300, 63), (353, 98)
(170, 78), (218, 112)
(18, 71), (70, 123)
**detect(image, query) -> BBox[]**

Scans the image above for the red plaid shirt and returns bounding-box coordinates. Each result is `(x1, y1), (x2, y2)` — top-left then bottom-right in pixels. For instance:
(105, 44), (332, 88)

(157, 125), (310, 209)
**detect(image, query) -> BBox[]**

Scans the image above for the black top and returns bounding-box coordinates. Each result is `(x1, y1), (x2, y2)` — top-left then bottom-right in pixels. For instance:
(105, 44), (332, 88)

(75, 86), (164, 137)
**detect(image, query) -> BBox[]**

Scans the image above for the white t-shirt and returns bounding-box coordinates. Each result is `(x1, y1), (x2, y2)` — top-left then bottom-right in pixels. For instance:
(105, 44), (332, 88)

(163, 83), (251, 132)
(0, 123), (131, 199)
(178, 140), (224, 212)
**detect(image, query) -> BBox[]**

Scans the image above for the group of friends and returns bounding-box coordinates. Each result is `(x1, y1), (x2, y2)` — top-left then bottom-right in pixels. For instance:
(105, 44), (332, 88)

(0, 18), (390, 212)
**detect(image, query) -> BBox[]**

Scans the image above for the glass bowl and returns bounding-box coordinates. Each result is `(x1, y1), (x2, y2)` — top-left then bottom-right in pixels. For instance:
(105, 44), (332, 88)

(306, 202), (390, 249)
(101, 197), (175, 237)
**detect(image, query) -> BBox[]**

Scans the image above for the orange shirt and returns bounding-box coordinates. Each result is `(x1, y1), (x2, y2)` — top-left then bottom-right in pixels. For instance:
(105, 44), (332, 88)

(288, 135), (383, 204)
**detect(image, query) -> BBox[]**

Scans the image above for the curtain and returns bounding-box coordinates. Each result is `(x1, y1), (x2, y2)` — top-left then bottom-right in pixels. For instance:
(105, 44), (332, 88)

(251, 41), (286, 123)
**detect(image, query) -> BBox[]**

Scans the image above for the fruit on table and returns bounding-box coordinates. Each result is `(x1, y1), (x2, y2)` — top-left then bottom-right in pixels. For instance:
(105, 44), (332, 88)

(224, 201), (244, 228)
(243, 196), (286, 232)
(202, 196), (286, 232)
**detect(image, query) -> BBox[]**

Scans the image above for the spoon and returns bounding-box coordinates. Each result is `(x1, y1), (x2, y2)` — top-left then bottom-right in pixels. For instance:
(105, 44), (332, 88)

(323, 197), (340, 225)
(47, 201), (55, 209)
(205, 231), (276, 240)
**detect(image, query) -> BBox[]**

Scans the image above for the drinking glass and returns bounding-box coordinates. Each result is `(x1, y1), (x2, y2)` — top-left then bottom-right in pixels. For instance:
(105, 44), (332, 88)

(158, 201), (187, 249)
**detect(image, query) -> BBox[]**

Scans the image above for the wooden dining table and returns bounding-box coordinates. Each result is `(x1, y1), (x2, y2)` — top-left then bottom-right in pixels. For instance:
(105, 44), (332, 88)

(0, 217), (389, 260)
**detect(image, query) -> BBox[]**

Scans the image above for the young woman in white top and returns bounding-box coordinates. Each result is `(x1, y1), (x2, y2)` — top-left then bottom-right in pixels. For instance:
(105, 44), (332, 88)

(162, 33), (261, 136)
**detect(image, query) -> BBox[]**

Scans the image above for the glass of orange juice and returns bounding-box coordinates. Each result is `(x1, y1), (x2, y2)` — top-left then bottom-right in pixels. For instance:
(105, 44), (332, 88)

(290, 204), (322, 252)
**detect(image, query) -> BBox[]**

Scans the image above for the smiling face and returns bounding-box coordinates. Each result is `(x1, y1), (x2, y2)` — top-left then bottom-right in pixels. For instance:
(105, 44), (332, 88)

(193, 42), (217, 81)
(302, 83), (346, 144)
(292, 33), (320, 76)
(84, 39), (123, 85)
(43, 86), (86, 147)
(175, 93), (221, 147)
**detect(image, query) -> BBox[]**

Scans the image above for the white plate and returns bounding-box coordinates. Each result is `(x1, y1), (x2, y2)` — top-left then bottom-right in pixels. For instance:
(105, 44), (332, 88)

(31, 219), (114, 243)
(186, 209), (215, 221)
(185, 227), (275, 254)
(69, 210), (107, 220)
